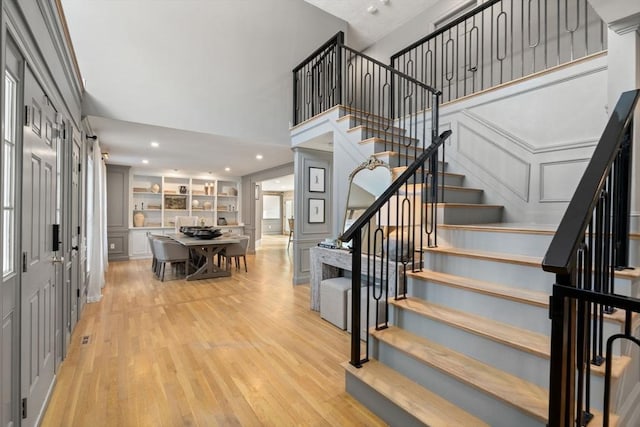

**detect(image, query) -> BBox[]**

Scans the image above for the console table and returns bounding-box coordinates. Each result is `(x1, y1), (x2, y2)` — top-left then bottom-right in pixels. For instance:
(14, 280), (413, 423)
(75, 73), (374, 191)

(309, 246), (411, 311)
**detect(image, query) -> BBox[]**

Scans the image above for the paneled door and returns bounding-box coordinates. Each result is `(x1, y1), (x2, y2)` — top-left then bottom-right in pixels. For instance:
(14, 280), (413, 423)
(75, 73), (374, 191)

(20, 66), (59, 427)
(70, 128), (81, 331)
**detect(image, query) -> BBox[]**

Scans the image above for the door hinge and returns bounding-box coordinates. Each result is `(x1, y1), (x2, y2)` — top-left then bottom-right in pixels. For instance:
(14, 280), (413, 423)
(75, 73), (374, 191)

(24, 106), (31, 126)
(22, 397), (27, 419)
(22, 252), (28, 273)
(77, 226), (81, 236)
(78, 162), (82, 172)
(77, 288), (80, 298)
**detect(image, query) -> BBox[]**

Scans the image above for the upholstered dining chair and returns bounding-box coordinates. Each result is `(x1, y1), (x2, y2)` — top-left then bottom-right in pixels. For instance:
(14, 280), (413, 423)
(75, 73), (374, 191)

(220, 235), (250, 272)
(147, 232), (170, 277)
(152, 238), (190, 281)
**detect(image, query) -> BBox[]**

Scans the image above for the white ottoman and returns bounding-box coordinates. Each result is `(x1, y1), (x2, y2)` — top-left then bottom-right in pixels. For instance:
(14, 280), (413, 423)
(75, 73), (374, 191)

(320, 277), (352, 329)
(347, 287), (387, 337)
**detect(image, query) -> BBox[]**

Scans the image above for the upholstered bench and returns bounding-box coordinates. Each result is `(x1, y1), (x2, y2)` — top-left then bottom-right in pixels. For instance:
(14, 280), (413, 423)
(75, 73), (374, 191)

(320, 277), (352, 329)
(347, 286), (387, 337)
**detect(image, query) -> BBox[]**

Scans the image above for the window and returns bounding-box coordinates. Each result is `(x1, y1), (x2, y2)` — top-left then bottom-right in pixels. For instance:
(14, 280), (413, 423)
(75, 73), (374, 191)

(3, 71), (17, 277)
(262, 194), (281, 219)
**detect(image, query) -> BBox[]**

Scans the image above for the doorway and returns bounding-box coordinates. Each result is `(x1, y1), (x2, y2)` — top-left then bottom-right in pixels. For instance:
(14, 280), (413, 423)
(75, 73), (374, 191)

(258, 175), (294, 249)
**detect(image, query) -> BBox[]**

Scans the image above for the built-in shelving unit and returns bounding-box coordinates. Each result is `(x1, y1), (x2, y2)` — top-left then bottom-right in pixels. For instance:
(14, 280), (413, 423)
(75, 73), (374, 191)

(129, 173), (241, 229)
(128, 172), (244, 259)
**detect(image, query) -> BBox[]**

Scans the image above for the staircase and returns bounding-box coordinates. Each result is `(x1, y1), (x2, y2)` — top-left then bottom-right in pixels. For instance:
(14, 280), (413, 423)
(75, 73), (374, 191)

(334, 109), (640, 426)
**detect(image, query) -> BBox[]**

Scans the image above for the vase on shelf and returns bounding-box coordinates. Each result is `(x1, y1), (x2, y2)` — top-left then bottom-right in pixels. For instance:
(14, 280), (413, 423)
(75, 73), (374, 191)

(133, 211), (145, 227)
(179, 185), (187, 194)
(150, 183), (160, 193)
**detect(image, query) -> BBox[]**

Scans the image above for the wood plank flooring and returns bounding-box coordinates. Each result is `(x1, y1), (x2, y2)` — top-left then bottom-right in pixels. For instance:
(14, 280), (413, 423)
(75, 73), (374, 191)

(41, 236), (384, 427)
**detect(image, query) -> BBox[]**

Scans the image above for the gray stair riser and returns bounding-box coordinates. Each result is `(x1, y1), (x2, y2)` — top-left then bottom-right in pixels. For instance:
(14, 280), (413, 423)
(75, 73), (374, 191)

(391, 305), (550, 389)
(398, 187), (483, 204)
(373, 338), (545, 427)
(361, 129), (421, 146)
(434, 206), (503, 224)
(425, 253), (553, 293)
(344, 371), (426, 427)
(406, 277), (551, 335)
(437, 228), (553, 257)
(343, 118), (406, 135)
(394, 170), (464, 187)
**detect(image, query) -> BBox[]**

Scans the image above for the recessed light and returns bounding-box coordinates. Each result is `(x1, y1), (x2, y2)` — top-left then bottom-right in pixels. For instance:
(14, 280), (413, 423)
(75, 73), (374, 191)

(256, 154), (263, 160)
(367, 5), (378, 14)
(150, 141), (159, 147)
(225, 167), (231, 172)
(142, 159), (149, 164)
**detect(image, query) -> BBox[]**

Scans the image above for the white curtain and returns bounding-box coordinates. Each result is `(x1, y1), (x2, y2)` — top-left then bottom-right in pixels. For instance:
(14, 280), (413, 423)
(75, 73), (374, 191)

(87, 139), (108, 302)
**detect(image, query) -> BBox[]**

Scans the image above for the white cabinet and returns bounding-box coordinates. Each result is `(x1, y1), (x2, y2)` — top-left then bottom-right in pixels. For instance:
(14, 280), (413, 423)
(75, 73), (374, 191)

(129, 228), (166, 259)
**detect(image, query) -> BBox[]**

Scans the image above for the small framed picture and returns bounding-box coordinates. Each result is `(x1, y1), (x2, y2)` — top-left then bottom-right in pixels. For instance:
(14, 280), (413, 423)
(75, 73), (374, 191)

(309, 167), (325, 193)
(308, 198), (325, 224)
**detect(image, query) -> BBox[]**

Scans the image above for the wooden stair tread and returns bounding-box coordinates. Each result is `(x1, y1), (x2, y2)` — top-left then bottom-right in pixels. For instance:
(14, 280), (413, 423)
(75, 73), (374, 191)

(343, 359), (490, 427)
(391, 297), (549, 358)
(359, 135), (420, 146)
(339, 117), (407, 135)
(408, 269), (549, 307)
(426, 246), (542, 266)
(371, 326), (548, 421)
(338, 106), (395, 125)
(438, 223), (556, 235)
(424, 246), (640, 280)
(407, 269), (636, 344)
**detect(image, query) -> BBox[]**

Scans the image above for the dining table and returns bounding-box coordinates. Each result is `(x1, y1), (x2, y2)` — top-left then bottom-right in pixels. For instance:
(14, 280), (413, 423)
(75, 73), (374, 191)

(166, 233), (240, 280)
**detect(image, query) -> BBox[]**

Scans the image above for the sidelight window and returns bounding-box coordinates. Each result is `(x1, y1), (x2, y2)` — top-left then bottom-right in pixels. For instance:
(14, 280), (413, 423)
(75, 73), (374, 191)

(3, 71), (17, 277)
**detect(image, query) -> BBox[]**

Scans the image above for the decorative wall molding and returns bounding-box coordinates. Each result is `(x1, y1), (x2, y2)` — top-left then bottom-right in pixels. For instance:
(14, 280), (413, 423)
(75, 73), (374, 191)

(457, 122), (531, 202)
(539, 158), (590, 203)
(462, 110), (600, 154)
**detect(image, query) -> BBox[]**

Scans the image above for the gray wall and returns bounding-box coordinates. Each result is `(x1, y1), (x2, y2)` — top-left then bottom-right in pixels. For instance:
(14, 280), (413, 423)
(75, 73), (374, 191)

(292, 148), (333, 285)
(106, 164), (130, 261)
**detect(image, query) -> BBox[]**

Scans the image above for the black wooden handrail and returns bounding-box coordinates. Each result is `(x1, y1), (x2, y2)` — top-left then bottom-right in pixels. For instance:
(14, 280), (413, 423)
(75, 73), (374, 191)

(542, 90), (640, 275)
(390, 0), (501, 61)
(292, 31), (344, 73)
(340, 130), (452, 243)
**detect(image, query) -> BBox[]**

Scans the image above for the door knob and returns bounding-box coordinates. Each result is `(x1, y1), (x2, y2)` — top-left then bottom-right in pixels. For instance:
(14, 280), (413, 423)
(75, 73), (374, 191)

(50, 256), (64, 264)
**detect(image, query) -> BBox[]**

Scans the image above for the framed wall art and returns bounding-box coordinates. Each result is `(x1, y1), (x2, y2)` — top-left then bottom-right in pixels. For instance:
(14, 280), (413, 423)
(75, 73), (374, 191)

(308, 198), (325, 223)
(309, 167), (325, 193)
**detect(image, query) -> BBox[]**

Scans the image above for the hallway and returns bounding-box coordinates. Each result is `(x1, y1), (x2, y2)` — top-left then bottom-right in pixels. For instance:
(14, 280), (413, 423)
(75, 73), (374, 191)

(40, 242), (382, 426)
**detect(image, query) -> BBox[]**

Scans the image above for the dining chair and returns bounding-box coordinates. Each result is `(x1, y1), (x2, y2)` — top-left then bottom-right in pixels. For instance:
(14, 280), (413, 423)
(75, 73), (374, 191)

(147, 233), (171, 277)
(221, 235), (250, 272)
(287, 217), (294, 249)
(152, 238), (190, 281)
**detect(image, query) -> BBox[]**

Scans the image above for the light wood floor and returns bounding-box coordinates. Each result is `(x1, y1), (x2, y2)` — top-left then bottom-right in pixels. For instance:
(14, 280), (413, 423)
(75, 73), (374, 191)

(41, 235), (384, 426)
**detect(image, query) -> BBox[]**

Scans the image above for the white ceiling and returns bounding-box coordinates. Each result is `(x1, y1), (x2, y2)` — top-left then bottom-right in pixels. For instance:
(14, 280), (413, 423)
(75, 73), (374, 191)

(60, 0), (437, 177)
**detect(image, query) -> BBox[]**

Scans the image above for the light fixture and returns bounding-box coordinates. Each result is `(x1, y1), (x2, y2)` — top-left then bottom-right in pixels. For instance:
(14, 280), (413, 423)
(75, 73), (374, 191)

(150, 141), (159, 147)
(256, 154), (263, 160)
(142, 159), (149, 164)
(379, 0), (389, 4)
(101, 152), (109, 160)
(367, 5), (378, 14)
(225, 167), (231, 172)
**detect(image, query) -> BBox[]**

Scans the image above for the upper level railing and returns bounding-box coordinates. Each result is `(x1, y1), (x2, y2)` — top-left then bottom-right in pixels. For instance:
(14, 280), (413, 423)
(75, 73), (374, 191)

(390, 0), (607, 104)
(542, 89), (640, 427)
(293, 32), (442, 167)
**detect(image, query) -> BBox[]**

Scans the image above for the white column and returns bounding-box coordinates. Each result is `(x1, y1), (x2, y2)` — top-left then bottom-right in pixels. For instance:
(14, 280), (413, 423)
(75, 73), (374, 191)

(606, 28), (640, 231)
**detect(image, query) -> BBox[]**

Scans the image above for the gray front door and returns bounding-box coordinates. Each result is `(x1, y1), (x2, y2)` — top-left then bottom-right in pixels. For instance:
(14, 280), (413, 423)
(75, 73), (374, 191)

(20, 66), (59, 427)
